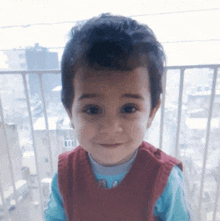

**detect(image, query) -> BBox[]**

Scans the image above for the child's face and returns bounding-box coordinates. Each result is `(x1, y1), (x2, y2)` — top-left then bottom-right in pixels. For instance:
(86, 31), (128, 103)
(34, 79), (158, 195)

(68, 66), (160, 166)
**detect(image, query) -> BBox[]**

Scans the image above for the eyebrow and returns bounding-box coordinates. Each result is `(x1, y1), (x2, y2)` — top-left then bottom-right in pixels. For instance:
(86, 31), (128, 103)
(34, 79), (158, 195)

(123, 94), (145, 100)
(78, 93), (145, 101)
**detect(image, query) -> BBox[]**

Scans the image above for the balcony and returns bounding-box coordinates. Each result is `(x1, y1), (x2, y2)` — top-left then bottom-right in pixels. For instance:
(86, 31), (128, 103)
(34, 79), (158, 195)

(0, 64), (220, 221)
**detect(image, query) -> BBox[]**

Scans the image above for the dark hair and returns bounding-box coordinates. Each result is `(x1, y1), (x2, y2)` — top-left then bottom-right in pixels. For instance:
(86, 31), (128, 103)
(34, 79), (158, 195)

(61, 13), (166, 113)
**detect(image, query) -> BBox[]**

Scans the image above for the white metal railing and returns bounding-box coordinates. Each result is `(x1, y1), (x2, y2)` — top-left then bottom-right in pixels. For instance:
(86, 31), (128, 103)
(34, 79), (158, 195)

(0, 70), (60, 220)
(159, 64), (220, 221)
(0, 65), (219, 221)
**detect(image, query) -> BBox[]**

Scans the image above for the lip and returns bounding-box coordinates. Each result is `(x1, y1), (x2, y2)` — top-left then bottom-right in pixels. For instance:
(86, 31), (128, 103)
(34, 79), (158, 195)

(99, 143), (122, 147)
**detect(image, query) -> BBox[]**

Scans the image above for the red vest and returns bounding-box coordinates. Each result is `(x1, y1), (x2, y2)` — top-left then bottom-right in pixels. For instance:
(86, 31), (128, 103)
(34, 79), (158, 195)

(58, 141), (183, 221)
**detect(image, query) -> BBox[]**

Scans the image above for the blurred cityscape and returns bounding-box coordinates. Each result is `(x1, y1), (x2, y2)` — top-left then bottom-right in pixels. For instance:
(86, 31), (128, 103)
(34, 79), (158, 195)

(0, 44), (220, 220)
(0, 44), (76, 220)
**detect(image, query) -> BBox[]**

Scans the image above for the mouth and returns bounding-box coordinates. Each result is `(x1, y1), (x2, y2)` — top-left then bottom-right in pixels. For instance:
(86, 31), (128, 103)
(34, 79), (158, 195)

(99, 143), (122, 147)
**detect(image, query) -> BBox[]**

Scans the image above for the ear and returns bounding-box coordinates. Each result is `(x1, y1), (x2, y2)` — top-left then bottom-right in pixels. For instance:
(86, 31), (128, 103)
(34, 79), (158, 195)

(65, 107), (75, 129)
(147, 99), (161, 128)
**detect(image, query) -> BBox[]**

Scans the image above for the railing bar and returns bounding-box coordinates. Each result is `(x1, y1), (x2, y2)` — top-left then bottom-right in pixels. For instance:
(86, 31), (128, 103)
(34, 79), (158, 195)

(165, 64), (220, 70)
(159, 69), (167, 150)
(174, 69), (185, 158)
(0, 64), (219, 75)
(212, 68), (220, 221)
(0, 94), (19, 210)
(22, 73), (44, 219)
(213, 160), (220, 221)
(0, 166), (10, 220)
(0, 70), (60, 74)
(38, 73), (54, 176)
(198, 67), (218, 220)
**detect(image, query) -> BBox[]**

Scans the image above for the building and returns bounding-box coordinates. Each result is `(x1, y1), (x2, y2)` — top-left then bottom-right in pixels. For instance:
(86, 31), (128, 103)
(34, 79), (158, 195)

(32, 116), (76, 180)
(4, 43), (60, 97)
(186, 88), (220, 149)
(0, 122), (23, 191)
(0, 122), (28, 216)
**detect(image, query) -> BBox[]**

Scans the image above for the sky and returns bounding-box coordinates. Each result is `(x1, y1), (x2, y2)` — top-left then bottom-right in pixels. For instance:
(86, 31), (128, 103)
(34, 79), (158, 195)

(0, 0), (220, 67)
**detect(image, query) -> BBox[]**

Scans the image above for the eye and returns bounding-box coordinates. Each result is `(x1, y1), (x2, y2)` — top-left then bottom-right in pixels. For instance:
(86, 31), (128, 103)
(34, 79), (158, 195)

(82, 105), (101, 115)
(122, 104), (138, 114)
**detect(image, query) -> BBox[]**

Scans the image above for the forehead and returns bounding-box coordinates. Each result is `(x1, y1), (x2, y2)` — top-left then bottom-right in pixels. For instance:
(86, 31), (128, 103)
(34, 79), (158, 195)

(73, 67), (150, 93)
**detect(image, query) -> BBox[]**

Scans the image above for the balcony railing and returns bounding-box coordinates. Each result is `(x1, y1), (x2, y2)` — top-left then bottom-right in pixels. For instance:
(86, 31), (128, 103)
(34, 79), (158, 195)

(0, 64), (220, 221)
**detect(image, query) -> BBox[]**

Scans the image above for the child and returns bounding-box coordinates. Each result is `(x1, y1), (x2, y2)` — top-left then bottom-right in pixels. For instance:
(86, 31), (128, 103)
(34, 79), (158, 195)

(45, 13), (191, 221)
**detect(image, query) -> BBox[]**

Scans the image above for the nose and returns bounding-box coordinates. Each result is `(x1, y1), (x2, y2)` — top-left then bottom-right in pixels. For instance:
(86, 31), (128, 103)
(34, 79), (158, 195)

(99, 115), (123, 134)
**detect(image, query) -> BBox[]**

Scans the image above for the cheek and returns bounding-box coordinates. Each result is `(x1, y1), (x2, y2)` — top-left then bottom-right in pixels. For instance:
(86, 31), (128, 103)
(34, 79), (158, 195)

(127, 120), (147, 137)
(75, 119), (97, 141)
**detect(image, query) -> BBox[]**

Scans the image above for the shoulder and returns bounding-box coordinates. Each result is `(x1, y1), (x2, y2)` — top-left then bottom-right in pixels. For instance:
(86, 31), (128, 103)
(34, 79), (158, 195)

(58, 146), (90, 186)
(155, 165), (185, 206)
(139, 141), (183, 170)
(169, 165), (184, 183)
(58, 146), (86, 168)
(154, 165), (191, 221)
(58, 146), (81, 160)
(165, 165), (185, 194)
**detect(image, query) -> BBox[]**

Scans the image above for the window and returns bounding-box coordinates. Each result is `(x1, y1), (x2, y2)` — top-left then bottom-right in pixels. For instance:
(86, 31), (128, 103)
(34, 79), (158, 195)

(63, 139), (75, 148)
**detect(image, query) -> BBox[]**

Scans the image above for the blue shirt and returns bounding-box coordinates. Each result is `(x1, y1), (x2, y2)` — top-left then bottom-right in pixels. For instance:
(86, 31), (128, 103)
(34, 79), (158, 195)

(44, 151), (191, 221)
